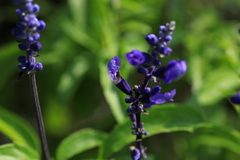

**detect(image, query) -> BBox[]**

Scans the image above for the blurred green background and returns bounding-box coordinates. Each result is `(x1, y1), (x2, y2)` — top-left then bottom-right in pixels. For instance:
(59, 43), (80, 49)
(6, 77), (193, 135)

(0, 0), (240, 159)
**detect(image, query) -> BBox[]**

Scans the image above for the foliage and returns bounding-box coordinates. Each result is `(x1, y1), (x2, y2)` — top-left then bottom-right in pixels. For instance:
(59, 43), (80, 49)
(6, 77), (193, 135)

(0, 0), (240, 159)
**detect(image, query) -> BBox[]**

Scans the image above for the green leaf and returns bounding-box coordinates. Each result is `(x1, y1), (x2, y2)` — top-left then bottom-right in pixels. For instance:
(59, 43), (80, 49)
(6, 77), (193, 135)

(57, 56), (89, 104)
(198, 68), (239, 105)
(190, 124), (240, 155)
(0, 107), (39, 152)
(67, 0), (86, 27)
(99, 61), (125, 124)
(56, 128), (107, 160)
(0, 142), (39, 160)
(99, 104), (207, 158)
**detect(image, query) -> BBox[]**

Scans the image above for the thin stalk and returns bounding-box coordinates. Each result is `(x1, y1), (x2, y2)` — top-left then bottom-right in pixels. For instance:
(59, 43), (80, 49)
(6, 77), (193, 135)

(29, 73), (50, 160)
(135, 112), (142, 160)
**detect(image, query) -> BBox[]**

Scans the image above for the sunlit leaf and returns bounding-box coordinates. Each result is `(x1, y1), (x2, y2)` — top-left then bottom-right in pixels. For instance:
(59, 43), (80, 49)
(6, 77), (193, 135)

(0, 107), (39, 152)
(57, 56), (89, 104)
(190, 124), (240, 156)
(198, 68), (239, 105)
(0, 142), (39, 160)
(56, 128), (107, 160)
(99, 104), (207, 158)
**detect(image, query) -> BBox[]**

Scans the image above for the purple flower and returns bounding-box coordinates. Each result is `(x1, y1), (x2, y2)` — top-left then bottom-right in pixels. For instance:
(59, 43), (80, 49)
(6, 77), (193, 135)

(153, 60), (187, 84)
(229, 92), (240, 105)
(108, 56), (132, 95)
(165, 60), (187, 84)
(130, 147), (141, 160)
(143, 86), (176, 109)
(107, 56), (122, 84)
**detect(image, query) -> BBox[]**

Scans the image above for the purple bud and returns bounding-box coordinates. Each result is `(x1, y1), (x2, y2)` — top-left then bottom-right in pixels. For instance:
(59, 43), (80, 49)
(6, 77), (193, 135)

(35, 62), (43, 71)
(18, 55), (27, 63)
(159, 46), (172, 55)
(137, 66), (147, 74)
(11, 28), (27, 39)
(128, 113), (136, 123)
(26, 62), (35, 70)
(152, 66), (166, 80)
(151, 49), (158, 57)
(229, 92), (240, 105)
(125, 50), (145, 66)
(140, 87), (151, 95)
(30, 41), (42, 51)
(125, 97), (136, 103)
(159, 25), (166, 32)
(16, 21), (26, 30)
(164, 35), (172, 43)
(24, 3), (34, 12)
(32, 4), (40, 13)
(150, 86), (161, 96)
(27, 37), (34, 42)
(18, 43), (28, 51)
(132, 131), (137, 135)
(36, 20), (46, 32)
(145, 34), (159, 45)
(143, 131), (148, 135)
(152, 59), (161, 66)
(16, 9), (22, 18)
(33, 33), (40, 41)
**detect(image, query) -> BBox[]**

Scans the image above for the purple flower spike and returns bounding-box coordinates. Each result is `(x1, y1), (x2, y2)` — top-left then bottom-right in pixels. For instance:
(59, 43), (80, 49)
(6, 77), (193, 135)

(230, 92), (240, 105)
(145, 34), (159, 45)
(164, 60), (187, 84)
(126, 50), (145, 66)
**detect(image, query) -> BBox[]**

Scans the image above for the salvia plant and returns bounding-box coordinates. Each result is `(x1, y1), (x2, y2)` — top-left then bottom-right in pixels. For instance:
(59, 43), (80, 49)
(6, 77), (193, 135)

(107, 21), (187, 159)
(11, 0), (50, 159)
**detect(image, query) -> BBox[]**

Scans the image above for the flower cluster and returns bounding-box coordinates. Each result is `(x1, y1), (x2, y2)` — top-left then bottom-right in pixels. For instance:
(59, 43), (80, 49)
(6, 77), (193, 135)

(108, 21), (187, 159)
(12, 0), (45, 75)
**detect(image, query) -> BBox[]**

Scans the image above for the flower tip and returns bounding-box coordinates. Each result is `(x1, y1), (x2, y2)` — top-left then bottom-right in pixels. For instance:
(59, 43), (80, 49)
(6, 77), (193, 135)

(230, 92), (240, 105)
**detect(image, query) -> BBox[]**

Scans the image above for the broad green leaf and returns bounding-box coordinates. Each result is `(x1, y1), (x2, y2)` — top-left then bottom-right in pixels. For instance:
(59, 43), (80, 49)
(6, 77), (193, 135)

(190, 124), (240, 156)
(198, 68), (239, 105)
(0, 107), (39, 152)
(68, 0), (86, 27)
(99, 61), (125, 124)
(61, 19), (99, 52)
(56, 128), (107, 160)
(57, 56), (89, 104)
(99, 104), (207, 158)
(0, 142), (39, 160)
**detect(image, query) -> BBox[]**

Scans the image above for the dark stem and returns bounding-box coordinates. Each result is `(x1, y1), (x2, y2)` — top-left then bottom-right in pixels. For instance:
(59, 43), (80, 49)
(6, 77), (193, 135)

(135, 112), (142, 160)
(29, 73), (51, 160)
